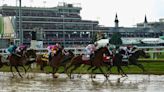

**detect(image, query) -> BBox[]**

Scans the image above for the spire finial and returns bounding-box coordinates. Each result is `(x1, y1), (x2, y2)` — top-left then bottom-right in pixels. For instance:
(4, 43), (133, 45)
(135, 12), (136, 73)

(144, 15), (148, 23)
(115, 13), (119, 22)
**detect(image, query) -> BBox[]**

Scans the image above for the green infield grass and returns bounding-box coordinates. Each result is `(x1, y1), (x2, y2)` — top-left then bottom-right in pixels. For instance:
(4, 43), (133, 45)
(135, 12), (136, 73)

(0, 61), (164, 75)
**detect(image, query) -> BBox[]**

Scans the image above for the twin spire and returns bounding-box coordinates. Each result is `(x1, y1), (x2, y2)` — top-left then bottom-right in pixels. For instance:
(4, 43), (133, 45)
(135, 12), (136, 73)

(114, 13), (119, 28)
(114, 13), (148, 28)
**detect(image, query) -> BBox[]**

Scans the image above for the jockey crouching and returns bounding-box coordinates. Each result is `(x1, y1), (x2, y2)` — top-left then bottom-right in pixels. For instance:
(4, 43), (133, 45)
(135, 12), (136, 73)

(84, 44), (97, 60)
(122, 45), (138, 62)
(5, 42), (19, 59)
(16, 44), (27, 57)
(125, 45), (137, 58)
(47, 43), (61, 62)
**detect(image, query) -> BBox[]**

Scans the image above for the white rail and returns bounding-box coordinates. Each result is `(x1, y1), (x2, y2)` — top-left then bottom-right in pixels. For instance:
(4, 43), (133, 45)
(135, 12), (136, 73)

(0, 46), (164, 55)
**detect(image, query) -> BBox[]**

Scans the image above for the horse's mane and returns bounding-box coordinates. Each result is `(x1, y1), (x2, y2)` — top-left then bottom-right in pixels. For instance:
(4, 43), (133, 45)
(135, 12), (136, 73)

(96, 46), (104, 52)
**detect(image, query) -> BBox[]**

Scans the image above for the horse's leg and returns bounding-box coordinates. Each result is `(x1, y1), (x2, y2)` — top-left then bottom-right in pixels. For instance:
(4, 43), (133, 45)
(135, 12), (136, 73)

(77, 64), (85, 78)
(87, 65), (94, 71)
(21, 65), (27, 74)
(136, 63), (145, 72)
(10, 66), (15, 78)
(65, 64), (74, 77)
(26, 65), (31, 71)
(69, 65), (81, 79)
(14, 66), (23, 78)
(90, 66), (97, 79)
(99, 66), (108, 80)
(107, 65), (112, 74)
(131, 61), (145, 72)
(52, 67), (59, 78)
(117, 65), (127, 77)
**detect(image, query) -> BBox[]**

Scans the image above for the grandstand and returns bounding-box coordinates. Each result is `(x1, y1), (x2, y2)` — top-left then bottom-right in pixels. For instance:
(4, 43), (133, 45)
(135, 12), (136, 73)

(0, 2), (164, 48)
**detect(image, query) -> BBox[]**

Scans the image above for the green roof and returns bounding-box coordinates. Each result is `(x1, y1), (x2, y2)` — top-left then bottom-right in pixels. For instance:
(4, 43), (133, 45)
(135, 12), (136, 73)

(159, 36), (164, 40)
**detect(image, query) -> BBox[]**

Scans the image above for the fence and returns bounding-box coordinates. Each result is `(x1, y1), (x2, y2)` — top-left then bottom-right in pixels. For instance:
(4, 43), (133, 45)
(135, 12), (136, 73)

(1, 46), (164, 59)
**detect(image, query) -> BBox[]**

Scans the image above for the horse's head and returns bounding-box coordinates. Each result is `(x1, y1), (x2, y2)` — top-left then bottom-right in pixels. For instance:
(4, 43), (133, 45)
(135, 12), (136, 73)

(25, 49), (37, 58)
(68, 50), (75, 57)
(135, 49), (150, 58)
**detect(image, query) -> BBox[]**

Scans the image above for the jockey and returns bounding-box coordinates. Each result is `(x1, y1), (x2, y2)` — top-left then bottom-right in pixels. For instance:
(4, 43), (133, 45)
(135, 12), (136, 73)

(16, 44), (27, 56)
(5, 42), (17, 56)
(47, 43), (61, 61)
(125, 45), (134, 57)
(84, 43), (97, 58)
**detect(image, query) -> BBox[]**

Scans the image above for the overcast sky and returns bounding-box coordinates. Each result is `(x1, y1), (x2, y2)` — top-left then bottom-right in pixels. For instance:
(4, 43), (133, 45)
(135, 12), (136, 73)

(1, 0), (164, 27)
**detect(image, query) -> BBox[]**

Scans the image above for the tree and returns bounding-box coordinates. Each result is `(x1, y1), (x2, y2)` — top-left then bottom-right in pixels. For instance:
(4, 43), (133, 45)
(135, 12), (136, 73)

(93, 32), (106, 42)
(109, 32), (122, 46)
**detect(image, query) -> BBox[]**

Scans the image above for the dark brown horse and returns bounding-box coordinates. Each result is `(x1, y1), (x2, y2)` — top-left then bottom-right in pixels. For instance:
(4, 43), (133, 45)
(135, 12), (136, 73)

(36, 54), (49, 72)
(66, 47), (110, 79)
(109, 49), (149, 72)
(36, 49), (74, 73)
(49, 49), (75, 78)
(8, 49), (37, 78)
(105, 49), (127, 77)
(128, 49), (149, 72)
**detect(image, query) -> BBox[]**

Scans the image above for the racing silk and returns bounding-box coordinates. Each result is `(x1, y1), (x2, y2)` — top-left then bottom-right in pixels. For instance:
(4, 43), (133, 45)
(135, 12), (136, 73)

(16, 44), (27, 52)
(6, 45), (17, 54)
(85, 44), (96, 55)
(47, 45), (59, 55)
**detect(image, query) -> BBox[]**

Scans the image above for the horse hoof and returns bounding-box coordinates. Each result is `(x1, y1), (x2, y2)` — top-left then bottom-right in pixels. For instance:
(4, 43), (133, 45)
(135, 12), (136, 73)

(53, 75), (58, 78)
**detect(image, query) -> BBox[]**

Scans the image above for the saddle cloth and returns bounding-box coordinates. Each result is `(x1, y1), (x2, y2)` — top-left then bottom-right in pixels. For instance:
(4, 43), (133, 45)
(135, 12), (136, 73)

(103, 56), (111, 62)
(41, 54), (49, 62)
(82, 55), (90, 61)
(122, 56), (128, 62)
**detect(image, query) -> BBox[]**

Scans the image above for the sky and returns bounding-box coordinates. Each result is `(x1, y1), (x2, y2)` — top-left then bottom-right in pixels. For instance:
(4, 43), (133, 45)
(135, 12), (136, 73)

(0, 0), (164, 27)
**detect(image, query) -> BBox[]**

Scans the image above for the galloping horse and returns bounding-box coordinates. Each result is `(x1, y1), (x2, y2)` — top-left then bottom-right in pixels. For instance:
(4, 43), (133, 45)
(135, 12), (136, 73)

(36, 54), (49, 72)
(128, 49), (149, 72)
(8, 49), (36, 78)
(66, 47), (110, 79)
(106, 49), (127, 77)
(36, 49), (74, 73)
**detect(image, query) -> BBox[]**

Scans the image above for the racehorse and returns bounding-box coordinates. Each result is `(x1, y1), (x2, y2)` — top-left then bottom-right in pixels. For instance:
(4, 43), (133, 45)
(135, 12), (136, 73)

(8, 49), (37, 78)
(49, 49), (75, 78)
(35, 54), (49, 72)
(113, 49), (149, 72)
(106, 49), (127, 77)
(66, 46), (110, 79)
(128, 49), (149, 72)
(36, 49), (74, 73)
